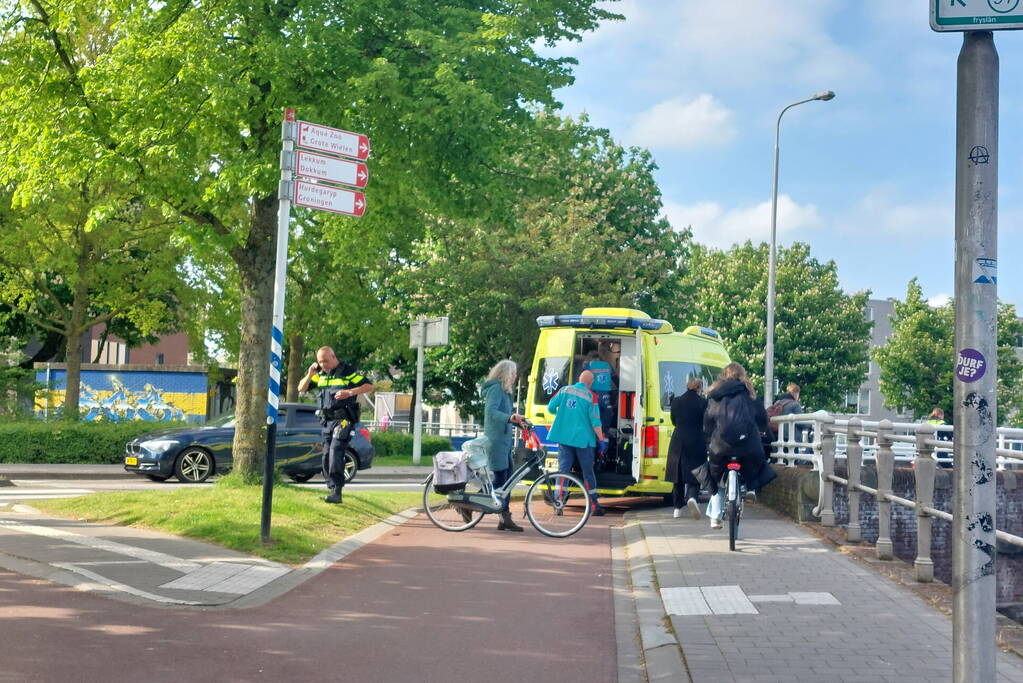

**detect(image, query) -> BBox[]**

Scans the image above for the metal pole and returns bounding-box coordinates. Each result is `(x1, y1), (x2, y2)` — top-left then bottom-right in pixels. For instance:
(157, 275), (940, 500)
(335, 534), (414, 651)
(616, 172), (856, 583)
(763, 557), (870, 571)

(764, 92), (833, 406)
(261, 108), (296, 544)
(952, 32), (998, 683)
(412, 316), (425, 465)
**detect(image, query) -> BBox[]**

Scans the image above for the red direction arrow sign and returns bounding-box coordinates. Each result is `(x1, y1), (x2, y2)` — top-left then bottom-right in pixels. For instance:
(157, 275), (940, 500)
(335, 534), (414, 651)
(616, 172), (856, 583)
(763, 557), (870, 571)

(295, 150), (368, 188)
(296, 120), (370, 160)
(294, 180), (366, 217)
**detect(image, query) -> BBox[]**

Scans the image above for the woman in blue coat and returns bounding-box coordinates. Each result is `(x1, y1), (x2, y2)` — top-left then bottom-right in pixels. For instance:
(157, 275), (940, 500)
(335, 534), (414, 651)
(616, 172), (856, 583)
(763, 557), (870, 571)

(481, 359), (526, 532)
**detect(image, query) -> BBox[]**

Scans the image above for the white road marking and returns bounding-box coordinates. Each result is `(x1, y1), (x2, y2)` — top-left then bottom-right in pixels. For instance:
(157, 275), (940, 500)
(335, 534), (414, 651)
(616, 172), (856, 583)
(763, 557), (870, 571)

(0, 519), (201, 572)
(53, 562), (205, 606)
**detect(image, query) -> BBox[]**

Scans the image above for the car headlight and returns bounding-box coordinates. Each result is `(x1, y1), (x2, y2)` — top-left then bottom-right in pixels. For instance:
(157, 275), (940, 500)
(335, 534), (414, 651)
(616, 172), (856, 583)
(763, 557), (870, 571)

(140, 439), (181, 454)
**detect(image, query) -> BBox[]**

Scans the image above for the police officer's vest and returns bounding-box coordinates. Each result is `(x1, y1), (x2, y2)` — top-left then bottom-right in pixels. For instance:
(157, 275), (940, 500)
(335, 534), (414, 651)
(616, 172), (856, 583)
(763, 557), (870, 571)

(312, 364), (367, 422)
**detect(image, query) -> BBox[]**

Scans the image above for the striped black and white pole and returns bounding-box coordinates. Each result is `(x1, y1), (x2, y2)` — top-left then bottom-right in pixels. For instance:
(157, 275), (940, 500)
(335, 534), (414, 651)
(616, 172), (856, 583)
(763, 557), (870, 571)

(261, 108), (296, 544)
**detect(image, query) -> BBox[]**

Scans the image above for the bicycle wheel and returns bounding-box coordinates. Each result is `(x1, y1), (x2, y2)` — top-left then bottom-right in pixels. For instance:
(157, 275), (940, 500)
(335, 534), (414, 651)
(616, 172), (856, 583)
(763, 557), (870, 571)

(525, 472), (592, 538)
(727, 470), (740, 551)
(422, 472), (486, 532)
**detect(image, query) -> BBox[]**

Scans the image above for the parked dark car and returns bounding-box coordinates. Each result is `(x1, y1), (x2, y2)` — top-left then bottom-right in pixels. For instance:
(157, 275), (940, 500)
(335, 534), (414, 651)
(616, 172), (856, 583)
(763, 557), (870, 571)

(124, 403), (374, 484)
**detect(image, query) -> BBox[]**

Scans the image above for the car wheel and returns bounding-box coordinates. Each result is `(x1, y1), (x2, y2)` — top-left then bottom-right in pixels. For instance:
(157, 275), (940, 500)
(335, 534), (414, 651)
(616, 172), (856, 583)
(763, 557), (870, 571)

(145, 474), (171, 482)
(289, 472), (315, 483)
(175, 447), (214, 483)
(344, 450), (358, 484)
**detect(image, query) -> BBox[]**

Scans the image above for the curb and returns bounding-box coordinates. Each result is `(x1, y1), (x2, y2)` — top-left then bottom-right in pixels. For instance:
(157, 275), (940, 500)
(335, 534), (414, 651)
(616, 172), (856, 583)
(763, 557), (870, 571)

(622, 512), (690, 682)
(0, 468), (430, 482)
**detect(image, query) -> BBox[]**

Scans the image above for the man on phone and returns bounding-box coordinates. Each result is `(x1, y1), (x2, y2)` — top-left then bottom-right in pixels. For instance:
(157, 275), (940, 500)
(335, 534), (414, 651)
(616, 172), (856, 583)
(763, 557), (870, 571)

(298, 347), (374, 504)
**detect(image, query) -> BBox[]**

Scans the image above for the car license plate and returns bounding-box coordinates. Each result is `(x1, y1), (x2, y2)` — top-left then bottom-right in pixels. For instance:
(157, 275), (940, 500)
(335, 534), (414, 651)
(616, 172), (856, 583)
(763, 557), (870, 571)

(125, 456), (138, 466)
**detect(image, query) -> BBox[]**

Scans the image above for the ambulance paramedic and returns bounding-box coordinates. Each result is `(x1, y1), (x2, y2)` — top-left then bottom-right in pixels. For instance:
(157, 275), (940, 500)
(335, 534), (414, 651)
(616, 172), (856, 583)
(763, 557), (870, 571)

(548, 370), (607, 516)
(298, 346), (374, 504)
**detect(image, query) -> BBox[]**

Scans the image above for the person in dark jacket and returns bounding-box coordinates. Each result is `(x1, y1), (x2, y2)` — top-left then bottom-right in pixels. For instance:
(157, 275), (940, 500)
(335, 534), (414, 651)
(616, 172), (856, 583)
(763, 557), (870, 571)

(481, 359), (526, 532)
(666, 378), (707, 520)
(701, 362), (768, 529)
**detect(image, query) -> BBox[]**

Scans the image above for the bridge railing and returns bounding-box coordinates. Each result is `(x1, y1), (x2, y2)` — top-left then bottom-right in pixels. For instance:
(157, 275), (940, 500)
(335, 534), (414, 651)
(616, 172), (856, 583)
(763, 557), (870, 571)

(770, 412), (1023, 582)
(363, 420), (481, 438)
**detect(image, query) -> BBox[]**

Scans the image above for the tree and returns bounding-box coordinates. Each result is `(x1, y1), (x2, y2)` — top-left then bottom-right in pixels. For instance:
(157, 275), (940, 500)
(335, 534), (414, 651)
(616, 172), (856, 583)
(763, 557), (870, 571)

(680, 242), (872, 411)
(874, 278), (1023, 425)
(0, 4), (191, 418)
(387, 119), (691, 416)
(81, 0), (618, 474)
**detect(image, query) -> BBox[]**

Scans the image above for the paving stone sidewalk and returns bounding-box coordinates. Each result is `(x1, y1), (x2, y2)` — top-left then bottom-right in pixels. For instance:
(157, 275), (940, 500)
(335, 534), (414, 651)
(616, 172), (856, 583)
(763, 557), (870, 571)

(623, 502), (1023, 683)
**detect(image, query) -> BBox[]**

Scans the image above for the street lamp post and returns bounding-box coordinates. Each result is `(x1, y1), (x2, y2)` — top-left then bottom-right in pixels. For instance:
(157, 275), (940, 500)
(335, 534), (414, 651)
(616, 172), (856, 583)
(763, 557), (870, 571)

(764, 90), (835, 405)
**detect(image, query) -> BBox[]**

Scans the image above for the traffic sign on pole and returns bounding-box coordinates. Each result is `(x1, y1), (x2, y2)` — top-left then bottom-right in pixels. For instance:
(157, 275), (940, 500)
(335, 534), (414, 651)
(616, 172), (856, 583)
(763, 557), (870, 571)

(294, 180), (366, 217)
(295, 150), (368, 188)
(932, 0), (1023, 31)
(296, 120), (370, 160)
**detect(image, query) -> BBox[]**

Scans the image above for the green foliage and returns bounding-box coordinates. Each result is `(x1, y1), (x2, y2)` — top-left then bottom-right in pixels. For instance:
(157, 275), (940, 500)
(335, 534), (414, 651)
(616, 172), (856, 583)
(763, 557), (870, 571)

(384, 118), (691, 416)
(0, 420), (189, 464)
(370, 431), (451, 459)
(0, 366), (39, 420)
(32, 486), (423, 565)
(680, 242), (872, 411)
(874, 279), (1023, 425)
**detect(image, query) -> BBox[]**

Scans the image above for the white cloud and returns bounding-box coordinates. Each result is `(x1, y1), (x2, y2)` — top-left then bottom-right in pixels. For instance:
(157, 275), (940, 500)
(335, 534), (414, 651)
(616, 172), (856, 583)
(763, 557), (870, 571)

(836, 189), (953, 237)
(928, 294), (951, 308)
(663, 195), (822, 249)
(626, 94), (736, 150)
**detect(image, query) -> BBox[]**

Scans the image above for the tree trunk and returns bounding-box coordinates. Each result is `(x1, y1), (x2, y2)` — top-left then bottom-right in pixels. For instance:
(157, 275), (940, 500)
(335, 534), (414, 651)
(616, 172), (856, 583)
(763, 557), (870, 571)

(61, 257), (91, 420)
(286, 332), (304, 402)
(230, 196), (279, 479)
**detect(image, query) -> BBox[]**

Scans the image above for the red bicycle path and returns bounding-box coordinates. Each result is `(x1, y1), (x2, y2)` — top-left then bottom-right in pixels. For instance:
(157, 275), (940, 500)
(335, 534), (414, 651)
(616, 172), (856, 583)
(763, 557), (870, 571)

(0, 506), (618, 683)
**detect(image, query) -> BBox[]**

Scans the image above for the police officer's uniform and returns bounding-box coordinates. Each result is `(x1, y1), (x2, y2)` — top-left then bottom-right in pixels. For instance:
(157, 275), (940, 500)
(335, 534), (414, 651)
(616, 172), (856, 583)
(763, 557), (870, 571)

(308, 362), (370, 498)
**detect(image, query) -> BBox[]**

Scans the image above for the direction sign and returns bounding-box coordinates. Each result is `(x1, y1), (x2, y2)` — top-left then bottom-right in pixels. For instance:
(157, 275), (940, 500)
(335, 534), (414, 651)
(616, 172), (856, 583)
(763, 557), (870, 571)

(296, 120), (370, 160)
(294, 179), (366, 217)
(932, 0), (1023, 31)
(295, 150), (368, 188)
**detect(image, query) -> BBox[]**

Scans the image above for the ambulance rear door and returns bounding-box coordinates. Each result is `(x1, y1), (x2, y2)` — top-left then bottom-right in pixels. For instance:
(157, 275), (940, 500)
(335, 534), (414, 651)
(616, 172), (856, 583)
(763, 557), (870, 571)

(527, 327), (576, 431)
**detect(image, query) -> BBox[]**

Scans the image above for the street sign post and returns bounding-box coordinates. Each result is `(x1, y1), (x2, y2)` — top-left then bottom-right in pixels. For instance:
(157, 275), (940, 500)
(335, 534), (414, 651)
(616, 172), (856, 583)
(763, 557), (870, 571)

(296, 120), (370, 160)
(409, 316), (450, 465)
(261, 111), (370, 544)
(294, 180), (366, 217)
(932, 0), (1023, 31)
(296, 150), (368, 188)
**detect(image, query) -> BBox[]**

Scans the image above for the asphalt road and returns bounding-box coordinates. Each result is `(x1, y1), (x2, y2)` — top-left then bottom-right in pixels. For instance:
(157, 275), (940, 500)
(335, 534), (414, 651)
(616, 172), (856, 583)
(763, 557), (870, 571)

(0, 506), (617, 683)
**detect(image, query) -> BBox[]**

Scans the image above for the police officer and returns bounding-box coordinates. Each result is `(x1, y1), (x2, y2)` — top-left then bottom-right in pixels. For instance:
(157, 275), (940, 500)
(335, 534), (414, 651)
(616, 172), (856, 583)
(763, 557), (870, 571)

(298, 346), (374, 504)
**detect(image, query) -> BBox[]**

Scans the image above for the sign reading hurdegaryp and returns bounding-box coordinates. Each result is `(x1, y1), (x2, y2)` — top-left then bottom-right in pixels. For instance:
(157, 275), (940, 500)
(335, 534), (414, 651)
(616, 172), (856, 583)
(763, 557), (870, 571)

(932, 0), (1023, 31)
(293, 179), (366, 217)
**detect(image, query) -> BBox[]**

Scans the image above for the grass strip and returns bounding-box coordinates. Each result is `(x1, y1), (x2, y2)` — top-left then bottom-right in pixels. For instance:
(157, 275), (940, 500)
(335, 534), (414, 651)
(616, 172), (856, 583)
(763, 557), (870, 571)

(30, 476), (422, 566)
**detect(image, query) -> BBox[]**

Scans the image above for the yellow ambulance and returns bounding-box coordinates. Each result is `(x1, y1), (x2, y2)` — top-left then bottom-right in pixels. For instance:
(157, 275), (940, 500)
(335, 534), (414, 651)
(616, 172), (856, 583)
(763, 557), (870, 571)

(525, 307), (731, 498)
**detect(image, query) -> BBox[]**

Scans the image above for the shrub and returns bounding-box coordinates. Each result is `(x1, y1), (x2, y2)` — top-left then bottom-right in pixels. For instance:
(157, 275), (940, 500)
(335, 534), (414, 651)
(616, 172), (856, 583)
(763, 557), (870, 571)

(370, 431), (451, 458)
(0, 420), (190, 464)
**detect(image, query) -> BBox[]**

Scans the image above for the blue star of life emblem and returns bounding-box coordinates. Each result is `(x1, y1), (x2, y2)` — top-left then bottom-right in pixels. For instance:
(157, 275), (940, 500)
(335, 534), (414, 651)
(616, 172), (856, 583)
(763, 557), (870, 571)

(542, 369), (561, 395)
(663, 373), (674, 396)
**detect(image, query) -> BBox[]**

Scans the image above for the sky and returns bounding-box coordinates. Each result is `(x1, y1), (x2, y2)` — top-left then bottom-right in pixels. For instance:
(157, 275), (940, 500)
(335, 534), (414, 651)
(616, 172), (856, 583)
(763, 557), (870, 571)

(544, 0), (1023, 308)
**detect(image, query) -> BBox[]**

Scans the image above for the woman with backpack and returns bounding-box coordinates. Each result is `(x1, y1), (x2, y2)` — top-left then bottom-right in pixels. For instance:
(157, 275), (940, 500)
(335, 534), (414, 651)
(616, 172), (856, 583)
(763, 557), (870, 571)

(701, 362), (770, 529)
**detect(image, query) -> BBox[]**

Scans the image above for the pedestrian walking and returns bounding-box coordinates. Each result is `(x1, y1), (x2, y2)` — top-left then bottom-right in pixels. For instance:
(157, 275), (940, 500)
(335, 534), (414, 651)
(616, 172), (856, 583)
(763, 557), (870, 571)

(701, 363), (770, 529)
(298, 346), (374, 504)
(481, 359), (527, 532)
(548, 369), (607, 516)
(666, 378), (706, 520)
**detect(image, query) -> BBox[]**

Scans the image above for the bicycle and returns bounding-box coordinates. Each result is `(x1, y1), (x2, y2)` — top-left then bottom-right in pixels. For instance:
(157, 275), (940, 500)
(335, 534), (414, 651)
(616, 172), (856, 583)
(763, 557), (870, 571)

(724, 455), (746, 551)
(421, 422), (593, 538)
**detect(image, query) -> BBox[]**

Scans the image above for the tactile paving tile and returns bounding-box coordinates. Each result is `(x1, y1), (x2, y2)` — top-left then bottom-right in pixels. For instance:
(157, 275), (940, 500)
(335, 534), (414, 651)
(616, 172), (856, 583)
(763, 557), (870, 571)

(660, 586), (712, 615)
(789, 591), (841, 605)
(700, 584), (759, 615)
(205, 564), (289, 594)
(160, 562), (251, 591)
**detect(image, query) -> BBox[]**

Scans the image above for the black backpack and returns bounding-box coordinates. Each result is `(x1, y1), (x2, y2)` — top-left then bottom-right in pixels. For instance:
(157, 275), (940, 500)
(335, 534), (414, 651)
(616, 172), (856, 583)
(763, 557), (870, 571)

(719, 393), (757, 447)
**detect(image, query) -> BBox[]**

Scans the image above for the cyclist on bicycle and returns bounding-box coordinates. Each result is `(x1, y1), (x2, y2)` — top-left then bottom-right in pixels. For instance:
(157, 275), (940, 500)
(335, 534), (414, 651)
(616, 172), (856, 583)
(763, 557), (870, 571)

(701, 362), (768, 529)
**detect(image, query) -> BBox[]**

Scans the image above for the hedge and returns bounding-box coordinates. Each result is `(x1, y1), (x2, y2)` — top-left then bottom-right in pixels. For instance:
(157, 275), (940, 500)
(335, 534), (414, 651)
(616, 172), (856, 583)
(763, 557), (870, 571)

(370, 431), (451, 458)
(0, 421), (451, 464)
(0, 421), (189, 464)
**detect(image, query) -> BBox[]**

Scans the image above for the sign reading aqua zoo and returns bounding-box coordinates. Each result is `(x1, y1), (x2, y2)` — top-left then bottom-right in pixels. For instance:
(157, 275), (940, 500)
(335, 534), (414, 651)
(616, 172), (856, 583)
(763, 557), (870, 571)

(932, 0), (1023, 31)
